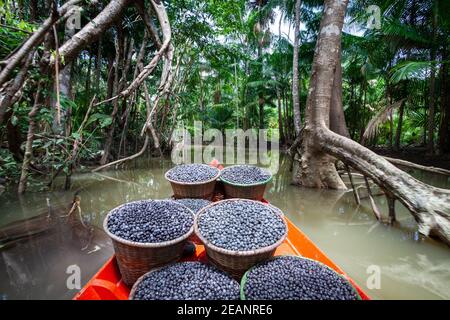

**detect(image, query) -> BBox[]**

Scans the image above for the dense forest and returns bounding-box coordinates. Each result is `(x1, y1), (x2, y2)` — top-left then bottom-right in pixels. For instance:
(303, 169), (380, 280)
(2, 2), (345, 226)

(0, 0), (449, 243)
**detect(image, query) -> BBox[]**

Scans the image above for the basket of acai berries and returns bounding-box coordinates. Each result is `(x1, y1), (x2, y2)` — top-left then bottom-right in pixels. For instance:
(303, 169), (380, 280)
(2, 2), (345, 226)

(240, 256), (361, 300)
(103, 200), (195, 286)
(129, 262), (240, 300)
(195, 199), (288, 279)
(165, 163), (221, 200)
(219, 165), (272, 200)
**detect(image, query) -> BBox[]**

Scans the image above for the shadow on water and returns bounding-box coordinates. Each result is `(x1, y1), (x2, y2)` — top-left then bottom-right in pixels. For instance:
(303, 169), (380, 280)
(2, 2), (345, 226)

(0, 154), (449, 299)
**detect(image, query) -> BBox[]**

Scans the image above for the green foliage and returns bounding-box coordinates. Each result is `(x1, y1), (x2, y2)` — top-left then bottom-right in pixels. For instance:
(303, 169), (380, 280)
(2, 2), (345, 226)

(390, 61), (432, 83)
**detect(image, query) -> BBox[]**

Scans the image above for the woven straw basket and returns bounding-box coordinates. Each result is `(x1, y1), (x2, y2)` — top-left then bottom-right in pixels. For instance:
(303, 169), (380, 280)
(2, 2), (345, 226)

(165, 164), (221, 200)
(220, 166), (272, 200)
(103, 201), (194, 286)
(194, 199), (288, 279)
(239, 255), (362, 300)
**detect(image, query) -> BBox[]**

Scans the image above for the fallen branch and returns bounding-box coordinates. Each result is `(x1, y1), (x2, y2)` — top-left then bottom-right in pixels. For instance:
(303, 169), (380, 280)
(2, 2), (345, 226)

(92, 135), (150, 172)
(346, 165), (360, 205)
(364, 176), (382, 221)
(50, 0), (131, 68)
(384, 156), (450, 176)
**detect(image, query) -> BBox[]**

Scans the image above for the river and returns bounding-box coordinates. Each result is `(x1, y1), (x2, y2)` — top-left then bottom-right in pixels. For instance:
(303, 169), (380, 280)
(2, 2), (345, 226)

(0, 154), (449, 299)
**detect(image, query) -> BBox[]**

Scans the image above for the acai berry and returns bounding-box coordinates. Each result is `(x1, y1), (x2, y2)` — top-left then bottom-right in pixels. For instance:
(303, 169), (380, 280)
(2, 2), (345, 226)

(175, 198), (212, 214)
(220, 165), (271, 185)
(166, 164), (219, 183)
(131, 262), (240, 300)
(106, 200), (194, 243)
(242, 256), (360, 300)
(197, 200), (286, 251)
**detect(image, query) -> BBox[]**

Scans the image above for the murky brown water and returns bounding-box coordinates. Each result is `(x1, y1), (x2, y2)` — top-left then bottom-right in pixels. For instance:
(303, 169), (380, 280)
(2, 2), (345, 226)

(0, 155), (449, 300)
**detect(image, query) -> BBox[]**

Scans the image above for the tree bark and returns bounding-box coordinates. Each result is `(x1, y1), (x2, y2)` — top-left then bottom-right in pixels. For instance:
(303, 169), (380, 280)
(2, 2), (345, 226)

(17, 83), (42, 194)
(0, 50), (34, 125)
(394, 98), (405, 151)
(293, 0), (450, 245)
(329, 50), (350, 138)
(292, 0), (302, 136)
(427, 4), (438, 154)
(277, 89), (285, 144)
(100, 27), (123, 165)
(50, 0), (130, 68)
(438, 45), (449, 154)
(52, 22), (76, 135)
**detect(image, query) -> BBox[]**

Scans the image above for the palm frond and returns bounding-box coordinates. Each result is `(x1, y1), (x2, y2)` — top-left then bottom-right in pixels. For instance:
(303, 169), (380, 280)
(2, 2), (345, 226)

(362, 99), (406, 143)
(390, 60), (432, 83)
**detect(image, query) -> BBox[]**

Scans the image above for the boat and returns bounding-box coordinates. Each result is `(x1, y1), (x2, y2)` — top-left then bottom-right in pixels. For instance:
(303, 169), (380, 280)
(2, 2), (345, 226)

(74, 161), (370, 300)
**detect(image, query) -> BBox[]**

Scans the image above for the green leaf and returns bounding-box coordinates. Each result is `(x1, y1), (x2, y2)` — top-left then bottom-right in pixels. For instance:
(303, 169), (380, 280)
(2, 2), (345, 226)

(390, 61), (432, 84)
(71, 132), (81, 140)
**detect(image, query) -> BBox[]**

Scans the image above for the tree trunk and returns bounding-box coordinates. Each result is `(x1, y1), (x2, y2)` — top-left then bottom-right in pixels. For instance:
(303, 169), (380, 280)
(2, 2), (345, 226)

(427, 4), (438, 154)
(329, 50), (349, 138)
(4, 109), (23, 160)
(394, 99), (405, 151)
(257, 45), (264, 129)
(52, 22), (76, 135)
(0, 50), (34, 125)
(277, 89), (285, 144)
(438, 45), (449, 154)
(283, 90), (291, 142)
(18, 83), (42, 194)
(292, 0), (302, 136)
(439, 38), (450, 154)
(100, 28), (123, 165)
(292, 0), (450, 245)
(30, 0), (38, 22)
(95, 39), (102, 94)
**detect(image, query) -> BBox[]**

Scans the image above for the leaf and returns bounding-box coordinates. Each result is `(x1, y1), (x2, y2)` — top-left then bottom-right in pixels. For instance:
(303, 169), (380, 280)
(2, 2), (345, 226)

(390, 61), (432, 84)
(71, 132), (81, 140)
(99, 116), (112, 128)
(362, 99), (406, 144)
(86, 113), (113, 128)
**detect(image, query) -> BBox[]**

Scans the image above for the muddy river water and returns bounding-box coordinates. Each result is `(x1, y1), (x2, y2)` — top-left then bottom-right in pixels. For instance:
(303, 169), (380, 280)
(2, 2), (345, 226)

(1, 155), (449, 299)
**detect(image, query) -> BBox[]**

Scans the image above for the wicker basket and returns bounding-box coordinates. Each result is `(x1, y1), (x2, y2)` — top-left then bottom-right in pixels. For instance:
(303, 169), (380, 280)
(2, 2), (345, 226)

(165, 164), (221, 200)
(220, 166), (272, 200)
(103, 202), (195, 286)
(128, 265), (166, 300)
(240, 255), (362, 300)
(194, 199), (288, 279)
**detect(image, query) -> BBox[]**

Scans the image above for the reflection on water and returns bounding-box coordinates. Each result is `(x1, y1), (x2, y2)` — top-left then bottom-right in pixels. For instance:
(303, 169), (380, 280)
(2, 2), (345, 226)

(0, 155), (449, 299)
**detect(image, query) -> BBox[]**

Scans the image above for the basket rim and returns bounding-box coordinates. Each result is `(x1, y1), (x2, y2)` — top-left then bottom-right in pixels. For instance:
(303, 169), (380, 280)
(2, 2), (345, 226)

(194, 198), (288, 257)
(165, 163), (221, 186)
(219, 165), (273, 187)
(103, 199), (195, 248)
(239, 255), (362, 300)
